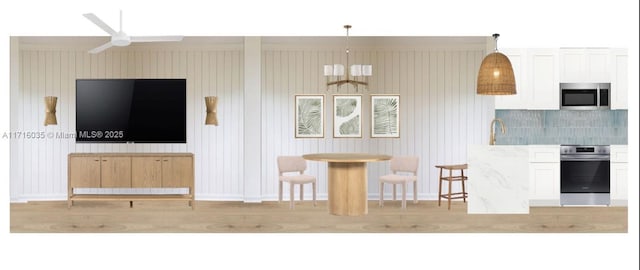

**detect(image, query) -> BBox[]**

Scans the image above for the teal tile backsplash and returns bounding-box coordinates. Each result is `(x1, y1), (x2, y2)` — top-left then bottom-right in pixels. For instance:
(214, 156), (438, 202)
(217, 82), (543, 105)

(494, 110), (627, 145)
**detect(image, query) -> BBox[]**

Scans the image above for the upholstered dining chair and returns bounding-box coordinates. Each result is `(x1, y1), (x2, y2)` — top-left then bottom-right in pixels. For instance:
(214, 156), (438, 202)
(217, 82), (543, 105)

(378, 156), (419, 209)
(277, 156), (317, 209)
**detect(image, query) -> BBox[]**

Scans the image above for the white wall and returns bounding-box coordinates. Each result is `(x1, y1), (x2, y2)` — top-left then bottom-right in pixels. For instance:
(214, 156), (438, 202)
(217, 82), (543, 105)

(9, 36), (494, 202)
(260, 37), (494, 200)
(10, 37), (245, 201)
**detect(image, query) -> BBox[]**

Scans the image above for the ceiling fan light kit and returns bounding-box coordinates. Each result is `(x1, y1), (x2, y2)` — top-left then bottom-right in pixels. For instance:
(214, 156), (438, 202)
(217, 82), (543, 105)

(83, 10), (184, 54)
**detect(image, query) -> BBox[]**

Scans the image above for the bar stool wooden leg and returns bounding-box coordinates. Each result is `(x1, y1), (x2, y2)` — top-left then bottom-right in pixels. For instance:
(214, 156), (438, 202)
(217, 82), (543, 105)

(438, 168), (443, 207)
(461, 169), (467, 203)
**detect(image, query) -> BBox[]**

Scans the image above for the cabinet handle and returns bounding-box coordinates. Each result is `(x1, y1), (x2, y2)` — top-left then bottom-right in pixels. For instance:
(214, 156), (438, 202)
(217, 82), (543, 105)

(155, 160), (161, 162)
(163, 160), (169, 162)
(102, 159), (108, 162)
(94, 159), (100, 162)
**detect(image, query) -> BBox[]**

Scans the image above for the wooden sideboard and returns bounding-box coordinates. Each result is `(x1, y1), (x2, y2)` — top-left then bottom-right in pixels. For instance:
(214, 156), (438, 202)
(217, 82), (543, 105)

(68, 153), (194, 209)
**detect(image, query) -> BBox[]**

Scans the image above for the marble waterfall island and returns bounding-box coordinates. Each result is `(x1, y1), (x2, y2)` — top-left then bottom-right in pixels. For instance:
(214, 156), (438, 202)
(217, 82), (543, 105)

(467, 145), (529, 214)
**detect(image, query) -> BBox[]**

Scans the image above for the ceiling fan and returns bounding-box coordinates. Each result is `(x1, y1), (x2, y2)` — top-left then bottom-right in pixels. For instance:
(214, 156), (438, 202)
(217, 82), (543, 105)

(83, 10), (183, 54)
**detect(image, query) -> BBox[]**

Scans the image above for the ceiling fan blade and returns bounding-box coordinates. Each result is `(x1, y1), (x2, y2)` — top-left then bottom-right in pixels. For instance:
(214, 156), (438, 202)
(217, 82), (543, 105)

(88, 42), (114, 54)
(83, 13), (117, 36)
(130, 36), (184, 42)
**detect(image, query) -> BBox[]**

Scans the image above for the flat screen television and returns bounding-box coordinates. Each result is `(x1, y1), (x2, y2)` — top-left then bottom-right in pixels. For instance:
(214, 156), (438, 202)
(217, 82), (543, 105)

(76, 79), (187, 143)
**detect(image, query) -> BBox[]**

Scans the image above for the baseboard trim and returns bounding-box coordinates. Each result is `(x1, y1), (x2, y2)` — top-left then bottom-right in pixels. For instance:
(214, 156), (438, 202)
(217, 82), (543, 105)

(529, 199), (561, 207)
(609, 199), (628, 206)
(11, 194), (67, 203)
(191, 195), (244, 201)
(11, 193), (452, 203)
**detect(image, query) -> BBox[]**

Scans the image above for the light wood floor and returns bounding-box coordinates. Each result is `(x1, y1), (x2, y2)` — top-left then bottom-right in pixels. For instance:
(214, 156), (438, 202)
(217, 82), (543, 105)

(10, 200), (627, 233)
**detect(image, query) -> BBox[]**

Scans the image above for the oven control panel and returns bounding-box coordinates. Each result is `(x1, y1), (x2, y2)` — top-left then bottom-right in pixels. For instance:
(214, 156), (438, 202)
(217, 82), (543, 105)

(561, 145), (610, 155)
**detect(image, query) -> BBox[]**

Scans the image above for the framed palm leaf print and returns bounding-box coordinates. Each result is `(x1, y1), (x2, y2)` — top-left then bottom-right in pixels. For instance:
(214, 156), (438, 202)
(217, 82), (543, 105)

(295, 95), (324, 138)
(371, 95), (400, 138)
(333, 95), (362, 138)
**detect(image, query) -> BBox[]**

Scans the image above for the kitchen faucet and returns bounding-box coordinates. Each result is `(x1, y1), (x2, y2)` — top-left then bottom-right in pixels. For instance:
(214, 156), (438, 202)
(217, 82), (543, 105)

(490, 118), (506, 145)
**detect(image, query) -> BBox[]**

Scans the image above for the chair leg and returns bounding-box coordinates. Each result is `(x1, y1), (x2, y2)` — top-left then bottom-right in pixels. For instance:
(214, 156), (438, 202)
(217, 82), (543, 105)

(438, 168), (443, 207)
(401, 182), (407, 209)
(278, 181), (283, 203)
(289, 183), (295, 209)
(413, 181), (418, 204)
(312, 182), (316, 207)
(461, 170), (467, 203)
(379, 182), (384, 207)
(300, 184), (304, 201)
(392, 184), (397, 201)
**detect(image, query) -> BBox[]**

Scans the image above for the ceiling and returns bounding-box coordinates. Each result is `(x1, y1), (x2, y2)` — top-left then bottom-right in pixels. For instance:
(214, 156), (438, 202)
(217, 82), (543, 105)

(17, 36), (488, 50)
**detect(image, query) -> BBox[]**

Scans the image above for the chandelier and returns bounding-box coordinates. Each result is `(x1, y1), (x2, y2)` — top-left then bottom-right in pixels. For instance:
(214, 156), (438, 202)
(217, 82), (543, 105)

(323, 25), (372, 91)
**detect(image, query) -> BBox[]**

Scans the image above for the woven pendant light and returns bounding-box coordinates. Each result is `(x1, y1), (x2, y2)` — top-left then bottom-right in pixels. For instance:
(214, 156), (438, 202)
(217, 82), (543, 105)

(477, 34), (516, 95)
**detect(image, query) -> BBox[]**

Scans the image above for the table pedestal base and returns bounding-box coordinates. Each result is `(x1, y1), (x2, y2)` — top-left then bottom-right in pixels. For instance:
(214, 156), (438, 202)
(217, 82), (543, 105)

(328, 162), (367, 216)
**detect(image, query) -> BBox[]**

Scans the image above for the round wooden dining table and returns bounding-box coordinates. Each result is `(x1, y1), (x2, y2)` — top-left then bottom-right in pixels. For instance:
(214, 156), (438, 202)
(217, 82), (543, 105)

(302, 153), (391, 216)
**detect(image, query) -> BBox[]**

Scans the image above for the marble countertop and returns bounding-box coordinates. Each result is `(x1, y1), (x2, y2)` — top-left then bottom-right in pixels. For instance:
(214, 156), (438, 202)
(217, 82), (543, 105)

(467, 145), (529, 214)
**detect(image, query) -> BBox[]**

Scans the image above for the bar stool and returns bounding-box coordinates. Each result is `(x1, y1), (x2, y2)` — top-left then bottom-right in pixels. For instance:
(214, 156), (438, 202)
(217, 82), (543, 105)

(435, 164), (468, 210)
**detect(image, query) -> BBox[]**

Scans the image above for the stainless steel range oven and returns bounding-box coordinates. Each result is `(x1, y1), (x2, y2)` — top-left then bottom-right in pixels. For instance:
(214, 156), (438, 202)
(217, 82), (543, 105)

(560, 145), (610, 205)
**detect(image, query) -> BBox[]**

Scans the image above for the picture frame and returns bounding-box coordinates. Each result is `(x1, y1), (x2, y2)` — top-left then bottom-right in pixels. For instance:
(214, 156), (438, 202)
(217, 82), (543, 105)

(371, 95), (400, 138)
(333, 95), (362, 138)
(295, 95), (324, 138)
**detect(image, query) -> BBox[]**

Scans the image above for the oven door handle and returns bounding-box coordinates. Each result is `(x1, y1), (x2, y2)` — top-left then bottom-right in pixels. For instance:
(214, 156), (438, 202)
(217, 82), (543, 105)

(560, 157), (610, 161)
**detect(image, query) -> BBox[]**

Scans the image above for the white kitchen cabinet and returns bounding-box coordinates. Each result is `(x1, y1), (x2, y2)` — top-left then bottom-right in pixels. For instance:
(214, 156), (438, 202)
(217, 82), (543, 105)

(560, 48), (610, 83)
(528, 49), (560, 109)
(495, 49), (559, 110)
(610, 145), (627, 206)
(528, 146), (560, 206)
(495, 49), (527, 109)
(610, 49), (628, 110)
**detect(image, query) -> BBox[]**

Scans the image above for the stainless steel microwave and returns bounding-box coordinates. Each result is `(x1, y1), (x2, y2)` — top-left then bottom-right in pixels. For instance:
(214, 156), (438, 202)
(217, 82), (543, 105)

(560, 83), (610, 110)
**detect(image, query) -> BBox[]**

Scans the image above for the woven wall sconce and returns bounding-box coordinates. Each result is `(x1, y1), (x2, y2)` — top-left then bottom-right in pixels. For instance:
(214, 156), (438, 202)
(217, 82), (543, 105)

(44, 96), (58, 126)
(477, 33), (516, 95)
(205, 96), (218, 125)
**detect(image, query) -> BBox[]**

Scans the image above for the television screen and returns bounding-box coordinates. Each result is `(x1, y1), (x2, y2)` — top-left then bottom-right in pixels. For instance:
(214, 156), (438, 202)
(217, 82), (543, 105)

(76, 79), (187, 143)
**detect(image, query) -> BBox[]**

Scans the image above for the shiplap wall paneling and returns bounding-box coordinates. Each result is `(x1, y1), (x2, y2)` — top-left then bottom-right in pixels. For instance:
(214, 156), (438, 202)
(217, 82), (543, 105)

(260, 45), (492, 200)
(11, 43), (245, 201)
(12, 38), (494, 202)
(10, 38), (21, 200)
